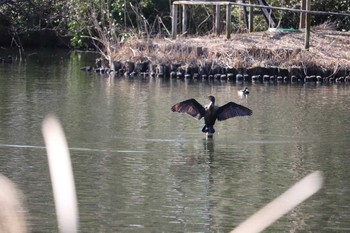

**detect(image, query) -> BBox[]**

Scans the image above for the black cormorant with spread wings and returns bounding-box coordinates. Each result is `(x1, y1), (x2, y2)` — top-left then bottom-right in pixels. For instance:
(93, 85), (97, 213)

(171, 96), (253, 137)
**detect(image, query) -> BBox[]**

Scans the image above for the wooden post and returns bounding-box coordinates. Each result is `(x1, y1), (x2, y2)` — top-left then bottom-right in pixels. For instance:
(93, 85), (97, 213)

(304, 0), (311, 49)
(215, 4), (220, 35)
(249, 0), (254, 32)
(299, 0), (306, 28)
(172, 4), (178, 39)
(212, 6), (215, 34)
(182, 4), (187, 35)
(238, 0), (243, 28)
(226, 4), (232, 39)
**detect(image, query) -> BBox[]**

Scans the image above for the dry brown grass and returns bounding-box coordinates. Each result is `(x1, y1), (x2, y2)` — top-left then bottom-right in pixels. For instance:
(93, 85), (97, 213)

(115, 28), (350, 72)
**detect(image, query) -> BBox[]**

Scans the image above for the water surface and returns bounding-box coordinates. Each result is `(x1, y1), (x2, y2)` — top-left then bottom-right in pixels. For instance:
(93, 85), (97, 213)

(0, 50), (350, 232)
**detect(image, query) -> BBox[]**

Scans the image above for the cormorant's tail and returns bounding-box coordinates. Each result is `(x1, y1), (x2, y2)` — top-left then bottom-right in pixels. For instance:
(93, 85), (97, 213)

(202, 125), (215, 134)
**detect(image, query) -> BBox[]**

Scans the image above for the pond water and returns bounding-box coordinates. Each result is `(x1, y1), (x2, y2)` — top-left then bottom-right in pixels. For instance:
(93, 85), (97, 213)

(1, 50), (350, 232)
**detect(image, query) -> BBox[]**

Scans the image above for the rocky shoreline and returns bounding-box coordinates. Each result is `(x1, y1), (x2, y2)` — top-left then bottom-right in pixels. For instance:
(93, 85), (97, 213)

(82, 59), (350, 84)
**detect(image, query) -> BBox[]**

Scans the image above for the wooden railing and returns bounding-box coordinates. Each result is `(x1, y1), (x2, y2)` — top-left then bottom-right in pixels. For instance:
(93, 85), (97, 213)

(172, 0), (350, 49)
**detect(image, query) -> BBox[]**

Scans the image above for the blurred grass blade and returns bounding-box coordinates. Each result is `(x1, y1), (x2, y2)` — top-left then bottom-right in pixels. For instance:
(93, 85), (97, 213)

(0, 174), (27, 233)
(231, 171), (323, 233)
(42, 115), (79, 233)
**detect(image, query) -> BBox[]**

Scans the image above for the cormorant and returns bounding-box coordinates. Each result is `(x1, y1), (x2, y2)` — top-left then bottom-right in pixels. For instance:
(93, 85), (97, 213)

(171, 96), (252, 137)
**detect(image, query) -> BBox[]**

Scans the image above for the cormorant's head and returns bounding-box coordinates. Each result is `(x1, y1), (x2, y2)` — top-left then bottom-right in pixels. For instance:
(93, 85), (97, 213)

(208, 96), (215, 104)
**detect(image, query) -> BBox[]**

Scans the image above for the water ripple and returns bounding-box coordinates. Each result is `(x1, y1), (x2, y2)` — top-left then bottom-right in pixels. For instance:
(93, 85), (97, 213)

(0, 143), (145, 153)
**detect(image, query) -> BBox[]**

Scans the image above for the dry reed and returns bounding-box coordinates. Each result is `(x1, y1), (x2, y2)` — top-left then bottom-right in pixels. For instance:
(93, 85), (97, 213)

(113, 28), (350, 72)
(0, 175), (28, 233)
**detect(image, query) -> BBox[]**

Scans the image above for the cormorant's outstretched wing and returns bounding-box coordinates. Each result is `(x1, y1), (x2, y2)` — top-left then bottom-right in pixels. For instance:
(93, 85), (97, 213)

(216, 102), (252, 121)
(171, 99), (206, 120)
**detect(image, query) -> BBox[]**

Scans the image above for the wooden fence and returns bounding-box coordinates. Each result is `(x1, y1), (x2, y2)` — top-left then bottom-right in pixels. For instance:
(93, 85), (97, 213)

(172, 0), (350, 49)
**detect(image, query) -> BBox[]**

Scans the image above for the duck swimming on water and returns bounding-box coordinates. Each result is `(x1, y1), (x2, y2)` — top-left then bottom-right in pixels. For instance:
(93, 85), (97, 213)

(171, 96), (253, 137)
(239, 87), (249, 95)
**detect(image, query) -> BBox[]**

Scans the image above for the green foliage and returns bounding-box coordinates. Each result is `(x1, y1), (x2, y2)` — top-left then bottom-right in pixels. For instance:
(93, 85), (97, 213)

(1, 0), (350, 48)
(0, 0), (65, 33)
(63, 0), (95, 47)
(309, 0), (350, 30)
(268, 0), (350, 30)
